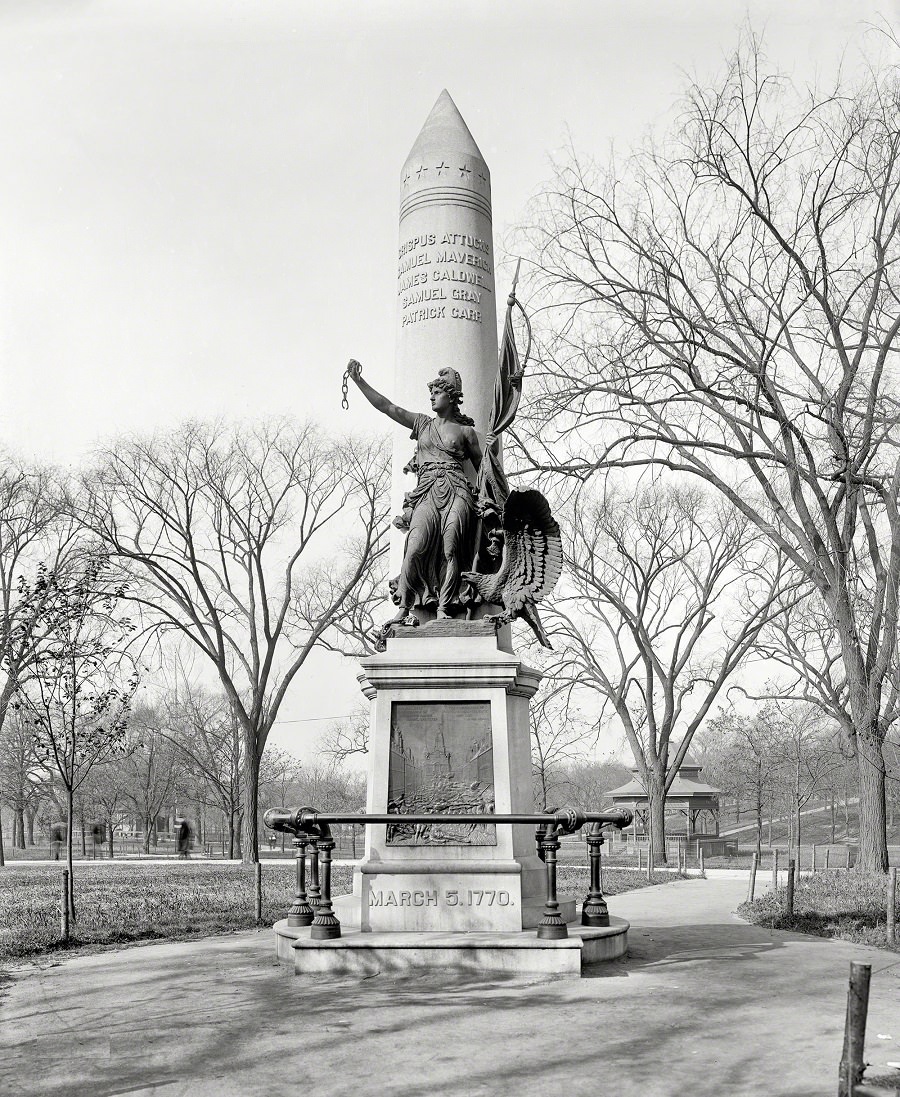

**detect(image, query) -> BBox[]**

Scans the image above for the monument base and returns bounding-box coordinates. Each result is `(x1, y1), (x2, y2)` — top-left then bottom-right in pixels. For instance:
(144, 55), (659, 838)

(273, 918), (629, 977)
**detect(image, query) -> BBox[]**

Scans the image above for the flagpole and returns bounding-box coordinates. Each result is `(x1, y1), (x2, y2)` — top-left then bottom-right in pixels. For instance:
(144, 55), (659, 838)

(510, 257), (521, 300)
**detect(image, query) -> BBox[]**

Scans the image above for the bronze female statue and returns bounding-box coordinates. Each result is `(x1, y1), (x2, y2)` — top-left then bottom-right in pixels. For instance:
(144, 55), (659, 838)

(345, 359), (482, 623)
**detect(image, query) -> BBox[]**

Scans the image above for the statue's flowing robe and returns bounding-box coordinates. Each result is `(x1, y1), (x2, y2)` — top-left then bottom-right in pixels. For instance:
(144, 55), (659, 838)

(395, 414), (477, 612)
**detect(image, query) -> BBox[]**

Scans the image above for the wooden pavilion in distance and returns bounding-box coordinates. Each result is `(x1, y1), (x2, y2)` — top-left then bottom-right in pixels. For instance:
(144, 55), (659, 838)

(606, 752), (724, 853)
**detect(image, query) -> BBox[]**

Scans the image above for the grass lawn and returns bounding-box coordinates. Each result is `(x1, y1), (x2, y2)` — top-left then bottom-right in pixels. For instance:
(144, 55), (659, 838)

(738, 870), (899, 951)
(0, 861), (684, 961)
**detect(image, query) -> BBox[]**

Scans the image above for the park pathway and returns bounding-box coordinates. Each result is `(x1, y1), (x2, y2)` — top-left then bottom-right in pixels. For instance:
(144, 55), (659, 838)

(2, 875), (899, 1097)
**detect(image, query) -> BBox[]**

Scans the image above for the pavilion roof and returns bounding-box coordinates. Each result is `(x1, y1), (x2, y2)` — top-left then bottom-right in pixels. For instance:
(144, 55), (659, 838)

(607, 751), (720, 803)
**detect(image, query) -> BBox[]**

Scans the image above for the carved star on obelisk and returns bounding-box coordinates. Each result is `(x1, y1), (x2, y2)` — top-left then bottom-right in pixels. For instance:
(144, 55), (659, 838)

(459, 163), (472, 179)
(435, 161), (448, 175)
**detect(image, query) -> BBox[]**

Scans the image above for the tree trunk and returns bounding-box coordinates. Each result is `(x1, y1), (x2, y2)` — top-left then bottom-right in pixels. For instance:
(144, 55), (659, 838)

(241, 732), (261, 864)
(229, 808), (237, 859)
(143, 813), (152, 855)
(830, 791), (836, 844)
(856, 739), (888, 872)
(795, 798), (802, 864)
(0, 803), (5, 866)
(13, 809), (24, 849)
(647, 768), (667, 866)
(25, 807), (36, 846)
(66, 788), (76, 922)
(755, 791), (763, 859)
(539, 765), (550, 812)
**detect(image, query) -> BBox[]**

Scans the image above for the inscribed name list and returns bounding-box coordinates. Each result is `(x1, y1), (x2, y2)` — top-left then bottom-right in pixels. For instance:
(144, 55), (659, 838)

(398, 233), (493, 327)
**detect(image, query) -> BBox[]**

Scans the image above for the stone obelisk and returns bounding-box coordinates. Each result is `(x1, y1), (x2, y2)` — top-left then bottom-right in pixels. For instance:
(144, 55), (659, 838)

(391, 90), (499, 580)
(339, 94), (555, 936)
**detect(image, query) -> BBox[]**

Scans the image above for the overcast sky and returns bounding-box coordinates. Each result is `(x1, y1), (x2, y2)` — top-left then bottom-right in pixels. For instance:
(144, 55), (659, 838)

(0, 0), (894, 759)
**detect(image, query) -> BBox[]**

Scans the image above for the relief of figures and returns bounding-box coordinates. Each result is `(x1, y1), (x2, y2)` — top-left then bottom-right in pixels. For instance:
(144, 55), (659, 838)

(387, 702), (496, 846)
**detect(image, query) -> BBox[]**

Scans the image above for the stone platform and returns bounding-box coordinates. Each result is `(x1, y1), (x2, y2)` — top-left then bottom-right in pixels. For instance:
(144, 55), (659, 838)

(273, 918), (629, 977)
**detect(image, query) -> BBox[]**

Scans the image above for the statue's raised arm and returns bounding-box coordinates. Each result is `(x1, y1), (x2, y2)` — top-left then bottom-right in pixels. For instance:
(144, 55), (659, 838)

(346, 360), (416, 431)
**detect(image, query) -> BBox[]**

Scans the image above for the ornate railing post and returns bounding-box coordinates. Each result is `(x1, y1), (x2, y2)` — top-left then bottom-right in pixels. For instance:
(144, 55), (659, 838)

(536, 822), (567, 940)
(310, 826), (341, 940)
(306, 838), (321, 910)
(581, 822), (609, 927)
(287, 834), (314, 927)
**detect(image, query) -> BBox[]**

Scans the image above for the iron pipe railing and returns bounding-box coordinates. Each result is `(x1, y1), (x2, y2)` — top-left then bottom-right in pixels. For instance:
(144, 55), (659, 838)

(264, 805), (633, 941)
(267, 808), (632, 831)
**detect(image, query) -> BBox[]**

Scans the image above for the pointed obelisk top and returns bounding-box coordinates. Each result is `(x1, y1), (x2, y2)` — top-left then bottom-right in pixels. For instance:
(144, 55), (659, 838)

(404, 89), (485, 165)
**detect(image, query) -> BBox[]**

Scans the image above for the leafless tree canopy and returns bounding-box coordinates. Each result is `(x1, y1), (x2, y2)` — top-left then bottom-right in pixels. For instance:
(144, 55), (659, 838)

(519, 34), (900, 870)
(75, 418), (390, 861)
(539, 481), (787, 860)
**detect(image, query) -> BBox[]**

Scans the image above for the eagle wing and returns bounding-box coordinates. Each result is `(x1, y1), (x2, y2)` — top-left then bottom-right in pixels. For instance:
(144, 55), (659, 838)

(500, 490), (562, 612)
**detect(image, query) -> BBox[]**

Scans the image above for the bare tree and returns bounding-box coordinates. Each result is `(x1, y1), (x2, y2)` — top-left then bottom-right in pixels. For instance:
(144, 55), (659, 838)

(560, 757), (633, 814)
(0, 458), (62, 729)
(543, 482), (789, 862)
(17, 552), (138, 918)
(0, 456), (68, 862)
(698, 708), (779, 856)
(529, 681), (593, 811)
(80, 761), (131, 858)
(0, 708), (48, 850)
(154, 683), (244, 858)
(760, 699), (842, 857)
(294, 759), (366, 813)
(121, 705), (178, 855)
(76, 419), (389, 862)
(258, 744), (305, 849)
(320, 706), (370, 765)
(520, 35), (900, 870)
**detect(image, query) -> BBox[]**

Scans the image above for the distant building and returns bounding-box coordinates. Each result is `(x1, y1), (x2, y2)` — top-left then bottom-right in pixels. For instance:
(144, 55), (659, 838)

(607, 752), (720, 842)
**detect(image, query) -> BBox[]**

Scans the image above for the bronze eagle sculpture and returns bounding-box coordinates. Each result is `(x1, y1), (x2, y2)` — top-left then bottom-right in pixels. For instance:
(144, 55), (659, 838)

(463, 489), (562, 648)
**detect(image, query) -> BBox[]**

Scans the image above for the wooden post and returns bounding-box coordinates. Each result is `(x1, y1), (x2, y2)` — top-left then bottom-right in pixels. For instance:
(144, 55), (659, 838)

(255, 862), (262, 924)
(785, 859), (795, 915)
(747, 852), (758, 903)
(773, 848), (779, 891)
(887, 867), (897, 948)
(646, 840), (653, 882)
(812, 844), (817, 872)
(846, 845), (852, 870)
(699, 846), (705, 876)
(826, 848), (831, 871)
(838, 962), (872, 1097)
(60, 870), (70, 943)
